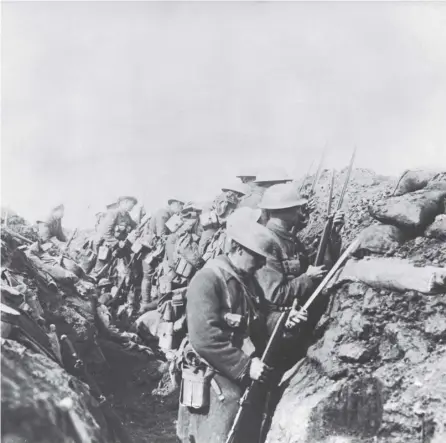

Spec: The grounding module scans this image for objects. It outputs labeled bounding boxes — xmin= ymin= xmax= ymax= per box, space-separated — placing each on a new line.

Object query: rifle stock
xmin=225 ymin=311 xmax=289 ymax=443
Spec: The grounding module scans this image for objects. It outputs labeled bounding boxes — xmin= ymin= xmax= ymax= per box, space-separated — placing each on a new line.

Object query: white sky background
xmin=2 ymin=1 xmax=446 ymax=228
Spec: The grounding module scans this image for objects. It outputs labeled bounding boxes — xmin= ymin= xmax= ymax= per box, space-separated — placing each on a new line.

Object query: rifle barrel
xmin=336 ymin=147 xmax=356 ymax=212
xmin=327 ymin=169 xmax=336 ymax=216
xmin=310 ymin=144 xmax=328 ymax=194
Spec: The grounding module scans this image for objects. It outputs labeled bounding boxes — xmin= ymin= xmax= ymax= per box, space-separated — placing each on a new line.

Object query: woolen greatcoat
xmin=256 ymin=218 xmax=342 ymax=307
xmin=177 ymin=255 xmax=281 ymax=443
xmin=147 ymin=207 xmax=174 ymax=239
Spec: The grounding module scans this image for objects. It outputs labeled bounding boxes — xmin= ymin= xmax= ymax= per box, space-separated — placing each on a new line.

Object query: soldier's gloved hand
xmin=333 ymin=210 xmax=345 ymax=228
xmin=249 ymin=357 xmax=272 ymax=383
xmin=306 ymin=265 xmax=327 ymax=280
xmin=285 ymin=308 xmax=308 ymax=330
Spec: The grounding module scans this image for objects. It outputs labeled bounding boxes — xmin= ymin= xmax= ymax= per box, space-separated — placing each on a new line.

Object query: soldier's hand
xmin=307 ymin=197 xmax=317 ymax=213
xmin=285 ymin=308 xmax=308 ymax=330
xmin=333 ymin=210 xmax=345 ymax=228
xmin=306 ymin=265 xmax=327 ymax=280
xmin=249 ymin=357 xmax=272 ymax=383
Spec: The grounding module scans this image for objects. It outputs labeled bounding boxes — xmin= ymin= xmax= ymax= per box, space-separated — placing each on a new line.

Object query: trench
xmin=92 ymin=340 xmax=178 ymax=443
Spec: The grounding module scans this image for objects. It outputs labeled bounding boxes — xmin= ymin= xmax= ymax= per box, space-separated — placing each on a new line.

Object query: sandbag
xmin=337 ymin=257 xmax=446 ymax=294
xmin=356 ymin=224 xmax=405 ymax=255
xmin=369 ymin=190 xmax=446 ymax=231
xmin=425 ymin=214 xmax=446 ymax=240
xmin=393 ymin=169 xmax=442 ymax=196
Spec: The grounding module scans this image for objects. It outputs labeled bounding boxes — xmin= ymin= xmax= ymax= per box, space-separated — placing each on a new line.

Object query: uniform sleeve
xmin=187 ymin=269 xmax=251 ymax=382
xmin=256 ymin=261 xmax=314 ymax=307
xmin=96 ymin=211 xmax=117 ymax=243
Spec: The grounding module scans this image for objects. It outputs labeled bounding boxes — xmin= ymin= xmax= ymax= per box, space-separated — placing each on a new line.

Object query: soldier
xmin=37 ymin=204 xmax=67 ymax=246
xmin=147 ymin=198 xmax=184 ymax=240
xmin=200 ymin=207 xmax=261 ymax=264
xmin=163 ymin=201 xmax=204 ymax=281
xmin=199 ymin=182 xmax=247 ymax=257
xmin=256 ymin=183 xmax=344 ymax=307
xmin=238 ymin=167 xmax=292 ymax=217
xmin=177 ymin=212 xmax=307 ymax=443
xmin=138 ymin=197 xmax=185 ymax=313
xmin=91 ymin=196 xmax=138 ymax=279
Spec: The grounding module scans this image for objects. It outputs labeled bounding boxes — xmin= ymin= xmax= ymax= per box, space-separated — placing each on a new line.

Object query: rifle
xmin=308 ymin=145 xmax=327 ymax=196
xmin=106 ymin=241 xmax=151 ymax=309
xmin=3 ymin=226 xmax=34 ymax=245
xmin=59 ymin=228 xmax=78 ymax=265
xmin=60 ymin=335 xmax=133 ymax=443
xmin=225 ymin=239 xmax=360 ymax=443
xmin=313 ymin=147 xmax=356 ymax=266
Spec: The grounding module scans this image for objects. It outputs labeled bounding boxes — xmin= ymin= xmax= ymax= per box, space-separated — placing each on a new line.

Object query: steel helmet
xmin=221 ymin=182 xmax=248 ymax=196
xmin=258 ymin=183 xmax=308 ymax=210
xmin=226 ymin=215 xmax=279 ymax=260
xmin=118 ymin=196 xmax=138 ymax=205
xmin=236 ymin=169 xmax=257 ymax=179
xmin=227 ymin=207 xmax=262 ymax=224
xmin=254 ymin=167 xmax=291 ymax=184
xmin=168 ymin=198 xmax=185 ymax=205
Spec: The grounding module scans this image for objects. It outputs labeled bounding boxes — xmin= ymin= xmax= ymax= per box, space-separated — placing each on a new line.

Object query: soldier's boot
xmin=126 ymin=289 xmax=137 ymax=317
xmin=138 ymin=274 xmax=157 ymax=314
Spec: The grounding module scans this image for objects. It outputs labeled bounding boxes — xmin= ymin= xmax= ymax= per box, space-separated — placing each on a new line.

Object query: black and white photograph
xmin=1 ymin=1 xmax=446 ymax=442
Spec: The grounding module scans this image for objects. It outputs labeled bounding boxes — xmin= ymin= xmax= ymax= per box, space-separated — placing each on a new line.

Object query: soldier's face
xmin=241 ymin=248 xmax=266 ymax=274
xmin=171 ymin=201 xmax=183 ymax=213
xmin=294 ymin=205 xmax=310 ymax=228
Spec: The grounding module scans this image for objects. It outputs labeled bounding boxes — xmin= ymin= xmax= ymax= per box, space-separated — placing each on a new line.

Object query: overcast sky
xmin=2 ymin=1 xmax=446 ymax=228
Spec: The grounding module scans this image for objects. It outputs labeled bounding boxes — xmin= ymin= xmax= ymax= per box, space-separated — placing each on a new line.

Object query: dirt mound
xmin=267 ymin=170 xmax=446 ymax=443
xmin=297 ymin=168 xmax=395 ymax=245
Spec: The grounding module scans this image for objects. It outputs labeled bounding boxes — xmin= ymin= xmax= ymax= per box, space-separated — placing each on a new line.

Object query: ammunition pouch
xmin=165 ymin=214 xmax=184 ymax=234
xmin=180 ymin=366 xmax=213 ymax=410
xmin=174 ymin=257 xmax=195 ymax=279
xmin=98 ymin=245 xmax=111 ymax=261
xmin=282 ymin=258 xmax=301 ymax=277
